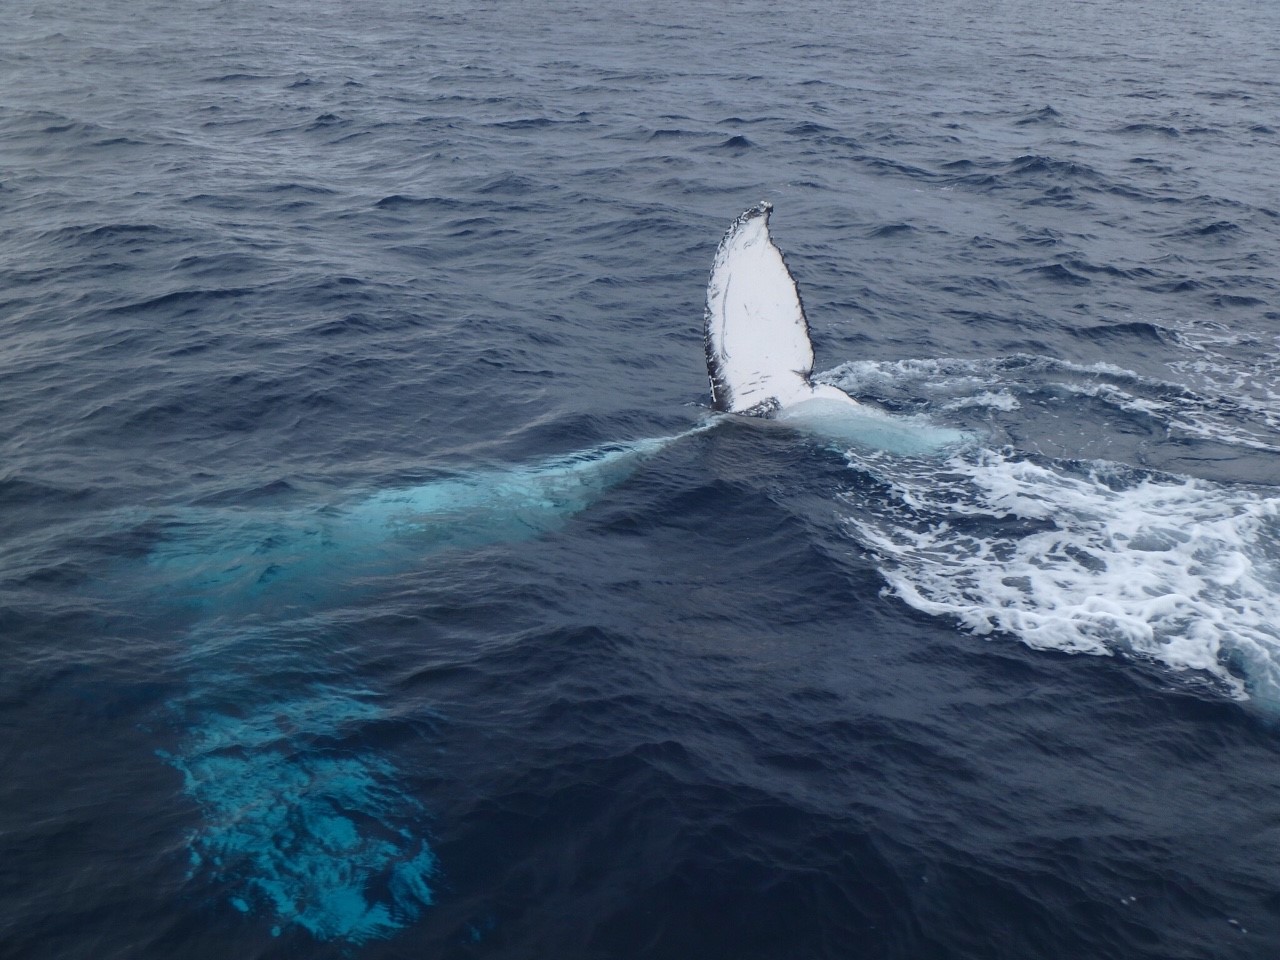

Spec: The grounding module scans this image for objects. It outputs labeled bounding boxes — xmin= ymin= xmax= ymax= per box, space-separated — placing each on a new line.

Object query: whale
xmin=131 ymin=433 xmax=709 ymax=943
xmin=140 ymin=204 xmax=961 ymax=619
xmin=139 ymin=202 xmax=963 ymax=617
xmin=123 ymin=202 xmax=968 ymax=944
xmin=137 ymin=203 xmax=962 ymax=616
xmin=705 ymin=201 xmax=969 ymax=455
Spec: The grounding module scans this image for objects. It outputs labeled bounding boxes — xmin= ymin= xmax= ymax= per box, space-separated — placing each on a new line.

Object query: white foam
xmin=825 ymin=353 xmax=1280 ymax=455
xmin=822 ymin=340 xmax=1280 ymax=704
xmin=941 ymin=390 xmax=1021 ymax=413
xmin=842 ymin=447 xmax=1280 ymax=704
xmin=1163 ymin=318 xmax=1280 ymax=451
xmin=825 ymin=355 xmax=1136 ymax=399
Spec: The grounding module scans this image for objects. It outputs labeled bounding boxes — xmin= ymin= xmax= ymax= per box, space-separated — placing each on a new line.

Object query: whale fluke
xmin=704 ymin=201 xmax=859 ymax=416
xmin=703 ymin=203 xmax=972 ymax=455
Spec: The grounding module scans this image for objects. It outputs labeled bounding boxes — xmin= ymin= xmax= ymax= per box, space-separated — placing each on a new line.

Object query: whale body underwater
xmin=147 ymin=203 xmax=968 ymax=616
xmin=135 ymin=203 xmax=972 ymax=944
xmin=115 ymin=206 xmax=1280 ymax=943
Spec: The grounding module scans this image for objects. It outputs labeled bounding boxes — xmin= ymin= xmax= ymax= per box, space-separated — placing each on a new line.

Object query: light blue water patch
xmin=161 ymin=681 xmax=436 ymax=943
xmin=345 ymin=434 xmax=674 ymax=536
xmin=142 ymin=435 xmax=698 ymax=943
xmin=141 ymin=433 xmax=684 ymax=616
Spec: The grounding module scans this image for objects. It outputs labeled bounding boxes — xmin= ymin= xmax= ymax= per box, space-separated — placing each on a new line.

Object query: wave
xmin=844 ymin=447 xmax=1280 ymax=704
xmin=825 ymin=353 xmax=1280 ymax=458
xmin=828 ymin=355 xmax=1280 ymax=708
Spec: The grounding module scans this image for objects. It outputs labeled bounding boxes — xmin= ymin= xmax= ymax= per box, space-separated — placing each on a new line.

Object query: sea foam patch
xmin=842 ymin=447 xmax=1280 ymax=705
xmin=826 ymin=353 xmax=1280 ymax=455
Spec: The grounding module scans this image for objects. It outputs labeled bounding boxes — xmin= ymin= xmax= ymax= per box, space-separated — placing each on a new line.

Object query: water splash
xmin=776 ymin=394 xmax=974 ymax=456
xmin=843 ymin=446 xmax=1280 ymax=706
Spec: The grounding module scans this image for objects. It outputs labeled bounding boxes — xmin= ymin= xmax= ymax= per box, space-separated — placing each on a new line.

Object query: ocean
xmin=3 ymin=1 xmax=1279 ymax=957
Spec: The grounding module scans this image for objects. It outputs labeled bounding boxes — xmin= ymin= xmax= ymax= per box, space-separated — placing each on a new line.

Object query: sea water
xmin=3 ymin=1 xmax=1280 ymax=957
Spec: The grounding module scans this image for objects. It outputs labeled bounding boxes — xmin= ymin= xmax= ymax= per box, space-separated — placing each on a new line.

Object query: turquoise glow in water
xmin=149 ymin=435 xmax=683 ymax=942
xmin=161 ymin=684 xmax=436 ymax=943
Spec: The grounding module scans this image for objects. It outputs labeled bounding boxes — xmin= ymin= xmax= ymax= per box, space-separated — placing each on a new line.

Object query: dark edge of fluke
xmin=702 ymin=201 xmax=816 ymax=416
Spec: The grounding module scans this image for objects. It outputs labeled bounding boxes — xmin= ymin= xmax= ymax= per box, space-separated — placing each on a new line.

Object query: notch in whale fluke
xmin=704 ymin=201 xmax=840 ymax=416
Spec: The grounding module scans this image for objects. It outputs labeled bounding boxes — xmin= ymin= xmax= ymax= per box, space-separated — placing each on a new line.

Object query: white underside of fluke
xmin=703 ymin=201 xmax=861 ymax=416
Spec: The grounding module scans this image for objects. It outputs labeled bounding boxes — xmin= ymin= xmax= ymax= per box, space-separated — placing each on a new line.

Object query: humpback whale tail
xmin=110 ymin=204 xmax=974 ymax=944
xmin=705 ymin=202 xmax=971 ymax=456
xmin=704 ymin=201 xmax=859 ymax=417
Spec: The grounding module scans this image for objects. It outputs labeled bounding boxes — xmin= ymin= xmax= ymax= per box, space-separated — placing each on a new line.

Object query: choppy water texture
xmin=3 ymin=1 xmax=1280 ymax=958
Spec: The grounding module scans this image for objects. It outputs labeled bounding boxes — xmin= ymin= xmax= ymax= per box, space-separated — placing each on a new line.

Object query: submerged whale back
xmin=703 ymin=201 xmax=818 ymax=414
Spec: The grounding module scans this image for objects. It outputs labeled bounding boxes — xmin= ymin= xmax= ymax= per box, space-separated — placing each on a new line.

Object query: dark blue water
xmin=4 ymin=1 xmax=1280 ymax=957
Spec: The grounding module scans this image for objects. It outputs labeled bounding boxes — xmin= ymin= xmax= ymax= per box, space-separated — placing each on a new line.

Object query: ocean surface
xmin=3 ymin=1 xmax=1280 ymax=957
